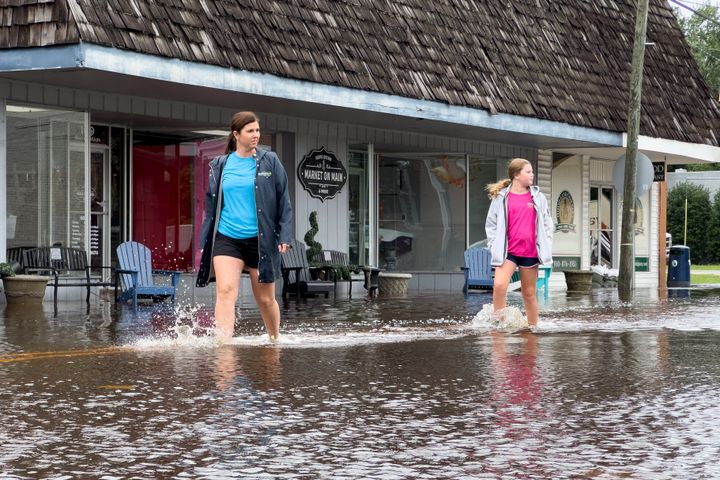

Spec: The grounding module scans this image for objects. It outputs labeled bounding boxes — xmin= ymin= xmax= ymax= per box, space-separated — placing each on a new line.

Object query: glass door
xmin=590 ymin=186 xmax=614 ymax=268
xmin=90 ymin=148 xmax=111 ymax=275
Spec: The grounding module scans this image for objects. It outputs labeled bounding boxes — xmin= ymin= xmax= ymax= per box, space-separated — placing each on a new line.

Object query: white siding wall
xmin=293 ymin=119 xmax=349 ymax=251
xmin=635 ymin=181 xmax=659 ymax=288
xmin=581 ymin=155 xmax=591 ymax=269
xmin=589 ymin=158 xmax=615 ymax=183
xmin=536 ymin=150 xmax=552 ymax=198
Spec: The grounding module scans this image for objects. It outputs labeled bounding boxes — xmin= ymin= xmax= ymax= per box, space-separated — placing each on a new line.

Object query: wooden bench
xmin=311 ymin=250 xmax=364 ymax=298
xmin=22 ymin=247 xmax=116 ymax=314
xmin=280 ymin=239 xmax=334 ymax=299
xmin=6 ymin=246 xmax=34 ymax=271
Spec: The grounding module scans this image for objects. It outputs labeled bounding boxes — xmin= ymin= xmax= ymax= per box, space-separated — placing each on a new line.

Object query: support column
xmin=0 ymin=98 xmax=6 ymax=262
xmin=658 ymin=167 xmax=667 ymax=289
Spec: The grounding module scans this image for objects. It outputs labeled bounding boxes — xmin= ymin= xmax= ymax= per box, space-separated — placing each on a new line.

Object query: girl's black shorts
xmin=506 ymin=253 xmax=540 ymax=268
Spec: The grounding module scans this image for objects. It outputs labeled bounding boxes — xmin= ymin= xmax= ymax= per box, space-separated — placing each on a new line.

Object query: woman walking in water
xmin=196 ymin=111 xmax=293 ymax=342
xmin=485 ymin=158 xmax=553 ymax=326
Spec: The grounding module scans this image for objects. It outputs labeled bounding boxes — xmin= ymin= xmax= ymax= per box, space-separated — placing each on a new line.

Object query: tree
xmin=667 ymin=181 xmax=712 ymax=263
xmin=677 ymin=4 xmax=720 ymax=98
xmin=708 ymin=190 xmax=720 ymax=262
xmin=683 ymin=162 xmax=720 ymax=172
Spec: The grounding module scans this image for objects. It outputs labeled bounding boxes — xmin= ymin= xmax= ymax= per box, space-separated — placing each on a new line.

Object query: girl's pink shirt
xmin=506 ymin=191 xmax=537 ymax=257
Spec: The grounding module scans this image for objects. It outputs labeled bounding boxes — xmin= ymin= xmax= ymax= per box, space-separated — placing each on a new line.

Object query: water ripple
xmin=2 ymin=291 xmax=720 ymax=477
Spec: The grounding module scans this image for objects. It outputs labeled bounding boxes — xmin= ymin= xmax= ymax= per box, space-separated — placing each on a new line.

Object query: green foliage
xmin=677 ymin=4 xmax=720 ymax=96
xmin=668 ymin=181 xmax=712 ymax=263
xmin=304 ymin=211 xmax=323 ymax=266
xmin=683 ymin=163 xmax=720 ymax=171
xmin=331 ymin=264 xmax=359 ymax=281
xmin=0 ymin=262 xmax=16 ymax=278
xmin=709 ymin=190 xmax=720 ymax=263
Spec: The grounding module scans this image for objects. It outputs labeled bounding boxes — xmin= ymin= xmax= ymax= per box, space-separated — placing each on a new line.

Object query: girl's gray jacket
xmin=485 ymin=186 xmax=554 ymax=267
xmin=196 ymin=148 xmax=293 ymax=287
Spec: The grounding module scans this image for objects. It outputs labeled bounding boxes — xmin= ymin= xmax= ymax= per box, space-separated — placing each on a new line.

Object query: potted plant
xmin=304 ymin=211 xmax=323 ymax=266
xmin=1 ymin=261 xmax=49 ymax=304
xmin=304 ymin=211 xmax=325 ymax=279
xmin=563 ymin=269 xmax=594 ymax=293
xmin=0 ymin=262 xmax=15 ymax=280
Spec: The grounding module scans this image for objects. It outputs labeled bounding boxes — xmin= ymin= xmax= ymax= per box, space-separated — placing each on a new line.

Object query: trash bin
xmin=667 ymin=245 xmax=691 ymax=287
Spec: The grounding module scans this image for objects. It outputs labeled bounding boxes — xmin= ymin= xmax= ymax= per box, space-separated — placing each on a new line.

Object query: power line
xmin=670 ymin=0 xmax=720 ymax=27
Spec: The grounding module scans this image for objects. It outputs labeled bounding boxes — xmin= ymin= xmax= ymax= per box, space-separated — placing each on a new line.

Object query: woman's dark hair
xmin=225 ymin=111 xmax=260 ymax=153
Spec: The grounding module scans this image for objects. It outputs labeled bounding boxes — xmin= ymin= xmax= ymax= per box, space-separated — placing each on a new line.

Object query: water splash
xmin=173 ymin=303 xmax=215 ymax=333
xmin=471 ymin=303 xmax=529 ymax=332
xmin=130 ymin=303 xmax=221 ymax=349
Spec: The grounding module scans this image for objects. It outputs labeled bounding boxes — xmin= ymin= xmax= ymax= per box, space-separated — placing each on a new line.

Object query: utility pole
xmin=618 ymin=0 xmax=650 ymax=302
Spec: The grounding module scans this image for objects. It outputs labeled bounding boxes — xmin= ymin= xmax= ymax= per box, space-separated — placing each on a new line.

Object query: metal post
xmin=684 ymin=196 xmax=688 ymax=245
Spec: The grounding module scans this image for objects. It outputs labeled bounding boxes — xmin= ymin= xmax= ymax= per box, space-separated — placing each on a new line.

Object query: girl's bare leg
xmin=493 ymin=260 xmax=518 ymax=319
xmin=518 ymin=266 xmax=539 ymax=326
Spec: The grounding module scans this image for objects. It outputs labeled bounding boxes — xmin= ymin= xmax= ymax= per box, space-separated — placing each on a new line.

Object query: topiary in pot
xmin=304 ymin=211 xmax=323 ymax=267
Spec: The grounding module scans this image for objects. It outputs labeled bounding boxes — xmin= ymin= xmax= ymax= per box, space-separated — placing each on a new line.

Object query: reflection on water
xmin=1 ymin=289 xmax=720 ymax=477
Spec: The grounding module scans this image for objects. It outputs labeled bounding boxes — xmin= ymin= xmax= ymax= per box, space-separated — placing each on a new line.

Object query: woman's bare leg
xmin=213 ymin=256 xmax=245 ymax=339
xmin=248 ymin=269 xmax=280 ymax=340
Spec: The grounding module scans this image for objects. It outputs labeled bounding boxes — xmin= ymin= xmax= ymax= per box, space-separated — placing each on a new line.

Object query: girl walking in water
xmin=485 ymin=158 xmax=553 ymax=326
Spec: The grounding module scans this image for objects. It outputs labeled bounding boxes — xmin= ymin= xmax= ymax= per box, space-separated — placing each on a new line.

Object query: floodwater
xmin=1 ymin=288 xmax=720 ymax=479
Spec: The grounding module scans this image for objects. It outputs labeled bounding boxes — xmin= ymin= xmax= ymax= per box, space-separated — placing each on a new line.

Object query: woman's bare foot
xmin=214 ymin=328 xmax=233 ymax=345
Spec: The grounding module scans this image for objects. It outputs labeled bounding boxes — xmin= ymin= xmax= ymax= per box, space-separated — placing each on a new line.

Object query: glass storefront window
xmin=468 ymin=155 xmax=502 ymax=247
xmin=133 ymin=132 xmax=224 ymax=271
xmin=348 ymin=144 xmax=370 ymax=267
xmin=6 ymin=105 xmax=87 ymax=250
xmin=377 ymin=153 xmax=466 ymax=271
xmin=132 ymin=130 xmax=274 ymax=272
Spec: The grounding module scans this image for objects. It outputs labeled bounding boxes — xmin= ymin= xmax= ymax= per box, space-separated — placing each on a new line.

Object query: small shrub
xmin=0 ymin=262 xmax=16 ymax=278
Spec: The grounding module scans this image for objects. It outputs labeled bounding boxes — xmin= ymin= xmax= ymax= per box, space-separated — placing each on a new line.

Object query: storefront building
xmin=1 ymin=1 xmax=719 ymax=300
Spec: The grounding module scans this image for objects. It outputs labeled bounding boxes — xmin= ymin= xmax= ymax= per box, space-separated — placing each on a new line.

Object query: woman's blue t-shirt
xmin=218 ymin=152 xmax=258 ymax=239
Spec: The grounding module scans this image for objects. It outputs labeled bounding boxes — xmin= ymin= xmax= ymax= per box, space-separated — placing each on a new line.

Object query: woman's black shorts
xmin=213 ymin=232 xmax=259 ymax=269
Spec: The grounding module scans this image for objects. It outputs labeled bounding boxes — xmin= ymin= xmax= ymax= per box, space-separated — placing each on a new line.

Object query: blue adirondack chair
xmin=462 ymin=246 xmax=494 ymax=294
xmin=115 ymin=241 xmax=182 ymax=309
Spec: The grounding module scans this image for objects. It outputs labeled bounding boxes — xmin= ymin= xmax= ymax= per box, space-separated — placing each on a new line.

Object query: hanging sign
xmin=297 ymin=146 xmax=347 ymax=202
xmin=652 ymin=162 xmax=666 ymax=182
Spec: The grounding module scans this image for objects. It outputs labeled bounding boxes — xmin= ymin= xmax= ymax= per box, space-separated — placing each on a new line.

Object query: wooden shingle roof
xmin=2 ymin=0 xmax=719 ymax=146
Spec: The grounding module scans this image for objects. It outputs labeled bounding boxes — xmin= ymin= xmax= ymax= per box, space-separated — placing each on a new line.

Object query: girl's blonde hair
xmin=486 ymin=158 xmax=531 ymax=198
